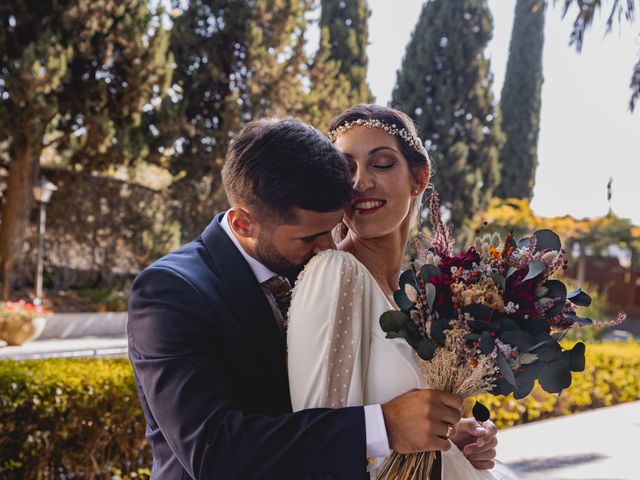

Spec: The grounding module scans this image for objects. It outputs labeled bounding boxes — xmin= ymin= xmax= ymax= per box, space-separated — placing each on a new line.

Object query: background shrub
xmin=1 ymin=342 xmax=639 ymax=478
xmin=0 ymin=358 xmax=150 ymax=480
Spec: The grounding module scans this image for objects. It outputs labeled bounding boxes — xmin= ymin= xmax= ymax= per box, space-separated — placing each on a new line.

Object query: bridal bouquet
xmin=377 ymin=193 xmax=625 ymax=479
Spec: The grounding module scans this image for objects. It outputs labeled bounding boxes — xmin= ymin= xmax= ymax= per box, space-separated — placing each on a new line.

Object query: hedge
xmin=0 ymin=358 xmax=150 ymax=480
xmin=1 ymin=342 xmax=639 ymax=478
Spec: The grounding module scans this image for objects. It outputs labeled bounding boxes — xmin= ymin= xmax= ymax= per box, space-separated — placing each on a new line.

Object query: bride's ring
xmin=445 ymin=424 xmax=454 ymax=439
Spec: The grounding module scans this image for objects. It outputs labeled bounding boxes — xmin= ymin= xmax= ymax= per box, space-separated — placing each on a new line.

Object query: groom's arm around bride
xmin=128 ymin=118 xmax=481 ymax=479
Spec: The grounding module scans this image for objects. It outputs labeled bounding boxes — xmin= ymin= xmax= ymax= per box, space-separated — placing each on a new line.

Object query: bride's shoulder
xmin=295 ymin=249 xmax=368 ymax=285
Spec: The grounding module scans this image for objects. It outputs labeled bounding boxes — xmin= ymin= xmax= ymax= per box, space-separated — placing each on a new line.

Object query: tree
xmin=495 ymin=0 xmax=546 ymax=200
xmin=391 ymin=0 xmax=504 ymax=236
xmin=320 ymin=0 xmax=373 ymax=104
xmin=556 ymin=0 xmax=640 ymax=111
xmin=0 ymin=1 xmax=171 ymax=299
xmin=157 ymin=0 xmax=319 ymax=242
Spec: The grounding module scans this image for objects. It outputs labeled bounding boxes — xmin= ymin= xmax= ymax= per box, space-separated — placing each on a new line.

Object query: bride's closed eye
xmin=371 ymin=157 xmax=396 ymax=170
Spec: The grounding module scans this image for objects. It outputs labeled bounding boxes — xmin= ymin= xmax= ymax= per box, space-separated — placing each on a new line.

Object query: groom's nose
xmin=312 ymin=233 xmax=335 ymax=254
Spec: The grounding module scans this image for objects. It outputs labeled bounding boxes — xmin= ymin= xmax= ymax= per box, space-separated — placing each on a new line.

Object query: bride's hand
xmin=381 ymin=388 xmax=463 ymax=454
xmin=450 ymin=417 xmax=498 ymax=470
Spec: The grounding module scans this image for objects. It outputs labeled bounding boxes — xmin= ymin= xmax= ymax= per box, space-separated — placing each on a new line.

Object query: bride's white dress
xmin=287 ymin=250 xmax=516 ymax=479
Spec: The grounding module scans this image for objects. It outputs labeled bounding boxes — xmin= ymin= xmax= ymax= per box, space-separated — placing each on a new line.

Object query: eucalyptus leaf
xmin=513 ymin=369 xmax=536 ymax=400
xmin=420 ymin=264 xmax=442 ymax=282
xmin=416 ymin=338 xmax=437 ymax=360
xmin=533 ymin=229 xmax=562 ymax=253
xmin=479 ymin=331 xmax=496 ymax=354
xmin=492 ymin=378 xmax=515 ymax=396
xmin=399 ymin=269 xmax=418 ymax=290
xmin=525 ymin=319 xmax=550 ymax=335
xmin=531 ymin=342 xmax=563 ymax=362
xmin=496 ymin=351 xmax=516 ymax=386
xmin=379 ymin=310 xmax=411 ymax=333
xmin=565 ymin=312 xmax=593 ymax=326
xmin=491 ymin=271 xmax=506 ymax=292
xmin=500 ymin=330 xmax=536 ymax=351
xmin=431 ymin=317 xmax=451 ymax=345
xmin=517 ymin=237 xmax=531 ymax=249
xmin=568 ymin=342 xmax=586 ymax=372
xmin=506 ymin=266 xmax=518 ymax=279
xmin=525 ymin=336 xmax=554 ymax=352
xmin=513 ymin=380 xmax=535 ymax=400
xmin=424 ymin=282 xmax=437 ymax=310
xmin=496 ymin=317 xmax=519 ymax=331
xmin=523 ymin=260 xmax=545 ymax=282
xmin=567 ymin=288 xmax=592 ymax=307
xmin=472 ymin=401 xmax=491 ymax=422
xmin=393 ymin=288 xmax=415 ymax=311
xmin=539 ymin=357 xmax=572 ymax=393
xmin=544 ymin=280 xmax=567 ymax=299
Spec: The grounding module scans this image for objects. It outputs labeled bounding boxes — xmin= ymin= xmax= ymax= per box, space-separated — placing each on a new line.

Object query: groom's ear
xmin=228 ymin=207 xmax=256 ymax=238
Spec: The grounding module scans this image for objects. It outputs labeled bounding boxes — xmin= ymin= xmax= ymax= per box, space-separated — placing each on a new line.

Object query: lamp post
xmin=32 ymin=178 xmax=57 ymax=306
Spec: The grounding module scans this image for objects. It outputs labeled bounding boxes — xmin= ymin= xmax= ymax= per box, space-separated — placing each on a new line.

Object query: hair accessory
xmin=328 ymin=118 xmax=423 ymax=153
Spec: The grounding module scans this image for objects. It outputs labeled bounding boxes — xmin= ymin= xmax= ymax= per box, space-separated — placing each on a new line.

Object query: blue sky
xmin=366 ymin=0 xmax=640 ymax=224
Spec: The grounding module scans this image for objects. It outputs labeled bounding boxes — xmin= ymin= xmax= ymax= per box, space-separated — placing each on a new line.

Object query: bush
xmin=0 ymin=358 xmax=150 ymax=480
xmin=2 ymin=343 xmax=639 ymax=478
xmin=477 ymin=341 xmax=640 ymax=429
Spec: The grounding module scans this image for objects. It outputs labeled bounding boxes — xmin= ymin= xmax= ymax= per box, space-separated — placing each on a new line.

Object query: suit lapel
xmin=201 ymin=214 xmax=288 ymax=376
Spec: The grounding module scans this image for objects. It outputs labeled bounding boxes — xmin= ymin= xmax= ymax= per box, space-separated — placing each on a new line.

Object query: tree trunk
xmin=0 ymin=136 xmax=40 ymax=300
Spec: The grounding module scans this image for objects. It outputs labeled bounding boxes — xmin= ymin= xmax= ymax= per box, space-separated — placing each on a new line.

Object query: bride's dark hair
xmin=328 ymin=104 xmax=433 ymax=241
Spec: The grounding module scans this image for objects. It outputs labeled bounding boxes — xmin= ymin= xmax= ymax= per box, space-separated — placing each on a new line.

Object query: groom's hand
xmin=450 ymin=418 xmax=498 ymax=470
xmin=381 ymin=388 xmax=463 ymax=454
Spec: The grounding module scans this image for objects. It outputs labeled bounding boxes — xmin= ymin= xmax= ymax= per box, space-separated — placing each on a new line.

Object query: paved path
xmin=0 ymin=336 xmax=127 ymax=359
xmin=497 ymin=401 xmax=639 ymax=479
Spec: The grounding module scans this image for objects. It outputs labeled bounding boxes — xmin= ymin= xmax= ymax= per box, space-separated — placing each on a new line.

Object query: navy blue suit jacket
xmin=128 ymin=213 xmax=368 ymax=479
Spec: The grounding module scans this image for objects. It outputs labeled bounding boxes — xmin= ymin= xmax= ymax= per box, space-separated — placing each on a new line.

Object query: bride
xmin=287 ymin=105 xmax=516 ymax=479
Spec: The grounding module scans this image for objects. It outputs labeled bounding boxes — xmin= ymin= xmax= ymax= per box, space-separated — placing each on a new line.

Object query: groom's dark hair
xmin=222 ymin=118 xmax=352 ymax=223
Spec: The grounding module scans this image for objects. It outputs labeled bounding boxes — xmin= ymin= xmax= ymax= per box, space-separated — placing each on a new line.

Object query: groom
xmin=128 ymin=118 xmax=498 ymax=479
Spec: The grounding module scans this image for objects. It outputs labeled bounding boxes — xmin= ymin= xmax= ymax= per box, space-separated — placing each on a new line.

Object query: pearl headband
xmin=328 ymin=118 xmax=424 ymax=153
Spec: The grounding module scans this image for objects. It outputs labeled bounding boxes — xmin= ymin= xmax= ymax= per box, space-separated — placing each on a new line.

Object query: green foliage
xmin=156 ymin=1 xmax=315 ymax=241
xmin=495 ymin=0 xmax=546 ymax=200
xmin=2 ymin=343 xmax=638 ymax=477
xmin=555 ymin=0 xmax=639 ymax=110
xmin=478 ymin=340 xmax=640 ymax=428
xmin=320 ymin=0 xmax=373 ymax=104
xmin=79 ymin=288 xmax=128 ymax=312
xmin=0 ymin=358 xmax=150 ymax=480
xmin=391 ymin=0 xmax=504 ymax=237
xmin=0 ymin=0 xmax=172 ymax=294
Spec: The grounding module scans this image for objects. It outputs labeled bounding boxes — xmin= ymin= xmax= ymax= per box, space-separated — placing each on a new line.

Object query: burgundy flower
xmin=439 ymin=248 xmax=481 ymax=271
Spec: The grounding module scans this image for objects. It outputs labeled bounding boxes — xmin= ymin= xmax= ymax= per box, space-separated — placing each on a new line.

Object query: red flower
xmin=439 ymin=248 xmax=481 ymax=271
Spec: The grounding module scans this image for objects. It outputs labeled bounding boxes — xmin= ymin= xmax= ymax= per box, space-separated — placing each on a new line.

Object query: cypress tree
xmin=320 ymin=0 xmax=373 ymax=104
xmin=0 ymin=0 xmax=170 ymax=298
xmin=495 ymin=0 xmax=545 ymax=200
xmin=160 ymin=0 xmax=313 ymax=241
xmin=391 ymin=0 xmax=504 ymax=235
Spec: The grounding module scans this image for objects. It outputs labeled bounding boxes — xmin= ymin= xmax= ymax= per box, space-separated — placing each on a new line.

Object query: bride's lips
xmin=351 ymin=198 xmax=386 ymax=215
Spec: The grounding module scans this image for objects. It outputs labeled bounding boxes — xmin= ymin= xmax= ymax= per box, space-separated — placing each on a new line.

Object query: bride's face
xmin=334 ymin=125 xmax=420 ymax=240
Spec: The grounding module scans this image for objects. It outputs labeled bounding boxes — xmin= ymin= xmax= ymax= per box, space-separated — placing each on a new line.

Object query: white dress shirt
xmin=220 ymin=213 xmax=390 ymax=465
